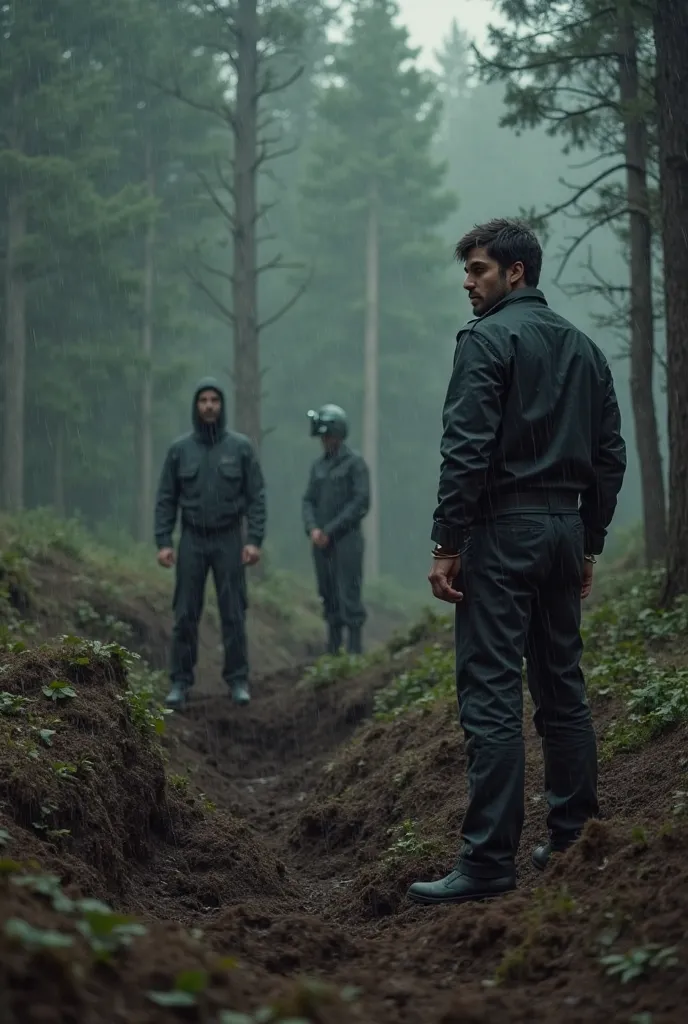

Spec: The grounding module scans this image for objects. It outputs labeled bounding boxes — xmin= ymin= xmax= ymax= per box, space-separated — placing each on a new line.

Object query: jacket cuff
xmin=156 ymin=536 xmax=173 ymax=550
xmin=246 ymin=534 xmax=263 ymax=548
xmin=431 ymin=521 xmax=465 ymax=552
xmin=584 ymin=528 xmax=605 ymax=556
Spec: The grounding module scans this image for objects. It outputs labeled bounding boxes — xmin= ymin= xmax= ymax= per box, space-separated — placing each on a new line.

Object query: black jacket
xmin=432 ymin=288 xmax=627 ymax=555
xmin=154 ymin=378 xmax=266 ymax=548
xmin=302 ymin=444 xmax=370 ymax=541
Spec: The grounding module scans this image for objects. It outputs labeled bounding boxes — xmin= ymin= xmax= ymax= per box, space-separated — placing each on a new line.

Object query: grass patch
xmin=298 ymin=609 xmax=453 ymax=693
xmin=581 ymin=569 xmax=688 ymax=757
xmin=374 ymin=642 xmax=454 ymax=720
xmin=384 ymin=818 xmax=442 ymax=864
xmin=297 ymin=648 xmax=385 ymax=690
xmin=0 ymin=508 xmax=325 ymax=640
xmin=385 ymin=607 xmax=452 ymax=654
xmin=494 ymin=885 xmax=577 ymax=984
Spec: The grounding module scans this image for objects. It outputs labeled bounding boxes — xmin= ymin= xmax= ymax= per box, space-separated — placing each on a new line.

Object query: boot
xmin=347 ymin=626 xmax=363 ymax=656
xmin=407 ymin=868 xmax=516 ymax=906
xmin=165 ymin=680 xmax=189 ymax=711
xmin=230 ymin=682 xmax=251 ymax=706
xmin=532 ymin=836 xmax=577 ymax=871
xmin=327 ymin=624 xmax=343 ymax=655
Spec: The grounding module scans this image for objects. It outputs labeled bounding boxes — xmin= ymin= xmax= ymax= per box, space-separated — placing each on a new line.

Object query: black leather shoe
xmin=407 ymin=869 xmax=516 ymax=906
xmin=230 ymin=682 xmax=251 ymax=706
xmin=532 ymin=840 xmax=572 ymax=871
xmin=165 ymin=681 xmax=189 ymax=710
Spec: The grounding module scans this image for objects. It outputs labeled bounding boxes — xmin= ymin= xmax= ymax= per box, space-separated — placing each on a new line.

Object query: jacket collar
xmin=455 ymin=288 xmax=547 ymax=341
xmin=479 ymin=287 xmax=547 ymax=319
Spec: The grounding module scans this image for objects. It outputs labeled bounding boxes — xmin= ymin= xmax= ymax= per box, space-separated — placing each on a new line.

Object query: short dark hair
xmin=454 ymin=218 xmax=543 ymax=287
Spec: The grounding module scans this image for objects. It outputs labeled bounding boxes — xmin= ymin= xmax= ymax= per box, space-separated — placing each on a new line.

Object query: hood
xmin=192 ymin=376 xmax=227 ymax=439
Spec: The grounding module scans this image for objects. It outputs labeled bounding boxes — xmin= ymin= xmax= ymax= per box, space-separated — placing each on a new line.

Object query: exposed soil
xmin=1 ymin=573 xmax=687 ymax=1022
xmin=23 ymin=547 xmax=399 ymax=687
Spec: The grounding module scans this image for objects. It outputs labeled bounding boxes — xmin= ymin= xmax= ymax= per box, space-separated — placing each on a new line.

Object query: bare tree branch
xmin=541 ymin=101 xmax=616 ymax=125
xmin=184 ymin=265 xmax=236 ymax=325
xmin=257 ymin=267 xmax=313 ymax=333
xmin=257 ymin=64 xmax=304 ymax=98
xmin=554 ymin=207 xmax=632 ymax=283
xmin=256 ymin=253 xmax=306 ymax=275
xmin=212 ymin=153 xmax=236 ymax=202
xmin=474 ymin=46 xmax=622 ymax=76
xmin=568 ymin=149 xmax=624 ymax=169
xmin=192 ymin=247 xmax=235 ymax=285
xmin=145 ymin=75 xmax=234 ymax=128
xmin=254 ymin=140 xmax=299 ymax=170
xmin=538 ymin=163 xmax=629 ymax=219
xmin=254 ymin=199 xmax=278 ymax=224
xmin=195 ymin=168 xmax=236 ymax=227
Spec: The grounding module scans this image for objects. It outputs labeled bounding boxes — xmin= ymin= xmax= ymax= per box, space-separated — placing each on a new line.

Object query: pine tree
xmin=0 ymin=0 xmax=145 ymax=512
xmin=114 ymin=0 xmax=227 ymax=540
xmin=655 ymin=0 xmax=688 ymax=602
xmin=434 ymin=18 xmax=472 ymax=163
xmin=477 ymin=0 xmax=667 ymax=566
xmin=168 ymin=0 xmax=325 ymax=451
xmin=297 ymin=0 xmax=457 ymax=579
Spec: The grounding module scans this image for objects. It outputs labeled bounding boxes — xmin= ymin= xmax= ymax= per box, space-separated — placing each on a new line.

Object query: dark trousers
xmin=313 ymin=530 xmax=366 ymax=638
xmin=455 ymin=511 xmax=598 ymax=879
xmin=170 ymin=529 xmax=248 ymax=691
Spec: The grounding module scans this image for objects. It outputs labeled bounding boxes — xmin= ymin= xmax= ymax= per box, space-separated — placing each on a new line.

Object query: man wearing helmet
xmin=302 ymin=404 xmax=371 ymax=655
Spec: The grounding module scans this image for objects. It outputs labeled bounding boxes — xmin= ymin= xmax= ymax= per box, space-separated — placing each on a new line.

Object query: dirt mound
xmin=356 ymin=818 xmax=688 ymax=1023
xmin=289 ymin=701 xmax=462 ymax=895
xmin=288 ymin=684 xmax=688 ymax=924
xmin=206 ymin=902 xmax=366 ymax=974
xmin=130 ymin=805 xmax=294 ymax=922
xmin=0 ymin=638 xmax=294 ymax=917
xmin=5 ymin=554 xmax=688 ymax=1024
xmin=0 ymin=639 xmax=167 ymax=895
xmin=0 ymin=867 xmax=360 ymax=1024
xmin=0 ymin=512 xmax=405 ymax=685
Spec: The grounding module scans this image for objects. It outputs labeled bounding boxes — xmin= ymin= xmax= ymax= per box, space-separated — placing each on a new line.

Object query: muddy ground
xmin=1 ymin=555 xmax=687 ymax=1022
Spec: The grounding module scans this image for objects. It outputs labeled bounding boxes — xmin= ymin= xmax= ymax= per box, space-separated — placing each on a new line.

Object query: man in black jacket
xmin=302 ymin=404 xmax=370 ymax=655
xmin=154 ymin=377 xmax=266 ymax=710
xmin=408 ymin=219 xmax=626 ymax=906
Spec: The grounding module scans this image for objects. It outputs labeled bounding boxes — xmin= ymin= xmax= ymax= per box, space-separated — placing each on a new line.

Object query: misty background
xmin=0 ymin=0 xmax=653 ymax=596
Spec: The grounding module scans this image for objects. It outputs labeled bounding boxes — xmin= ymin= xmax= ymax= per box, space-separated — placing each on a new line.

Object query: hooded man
xmin=302 ymin=403 xmax=370 ymax=655
xmin=154 ymin=377 xmax=266 ymax=709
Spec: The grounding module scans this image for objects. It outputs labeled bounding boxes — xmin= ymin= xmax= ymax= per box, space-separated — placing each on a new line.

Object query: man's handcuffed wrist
xmin=431 ymin=521 xmax=466 ymax=552
xmin=432 ymin=545 xmax=459 ymax=559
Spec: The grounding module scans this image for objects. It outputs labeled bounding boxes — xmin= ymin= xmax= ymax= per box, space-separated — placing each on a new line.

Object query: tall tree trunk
xmin=655 ymin=0 xmax=688 ymax=604
xmin=233 ymin=0 xmax=261 ymax=449
xmin=618 ymin=8 xmax=667 ymax=566
xmin=363 ymin=186 xmax=380 ymax=580
xmin=2 ymin=186 xmax=27 ymax=513
xmin=137 ymin=141 xmax=156 ymax=543
xmin=53 ymin=419 xmax=65 ymax=517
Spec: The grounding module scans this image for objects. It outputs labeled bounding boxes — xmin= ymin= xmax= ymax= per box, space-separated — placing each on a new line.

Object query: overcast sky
xmin=397 ymin=0 xmax=499 ymax=65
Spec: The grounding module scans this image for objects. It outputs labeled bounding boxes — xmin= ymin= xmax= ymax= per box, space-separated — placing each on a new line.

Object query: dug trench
xmin=1 ymin=549 xmax=688 ymax=1022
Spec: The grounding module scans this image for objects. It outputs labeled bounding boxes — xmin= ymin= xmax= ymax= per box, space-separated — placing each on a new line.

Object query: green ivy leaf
xmin=147 ymin=991 xmax=197 ymax=1008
